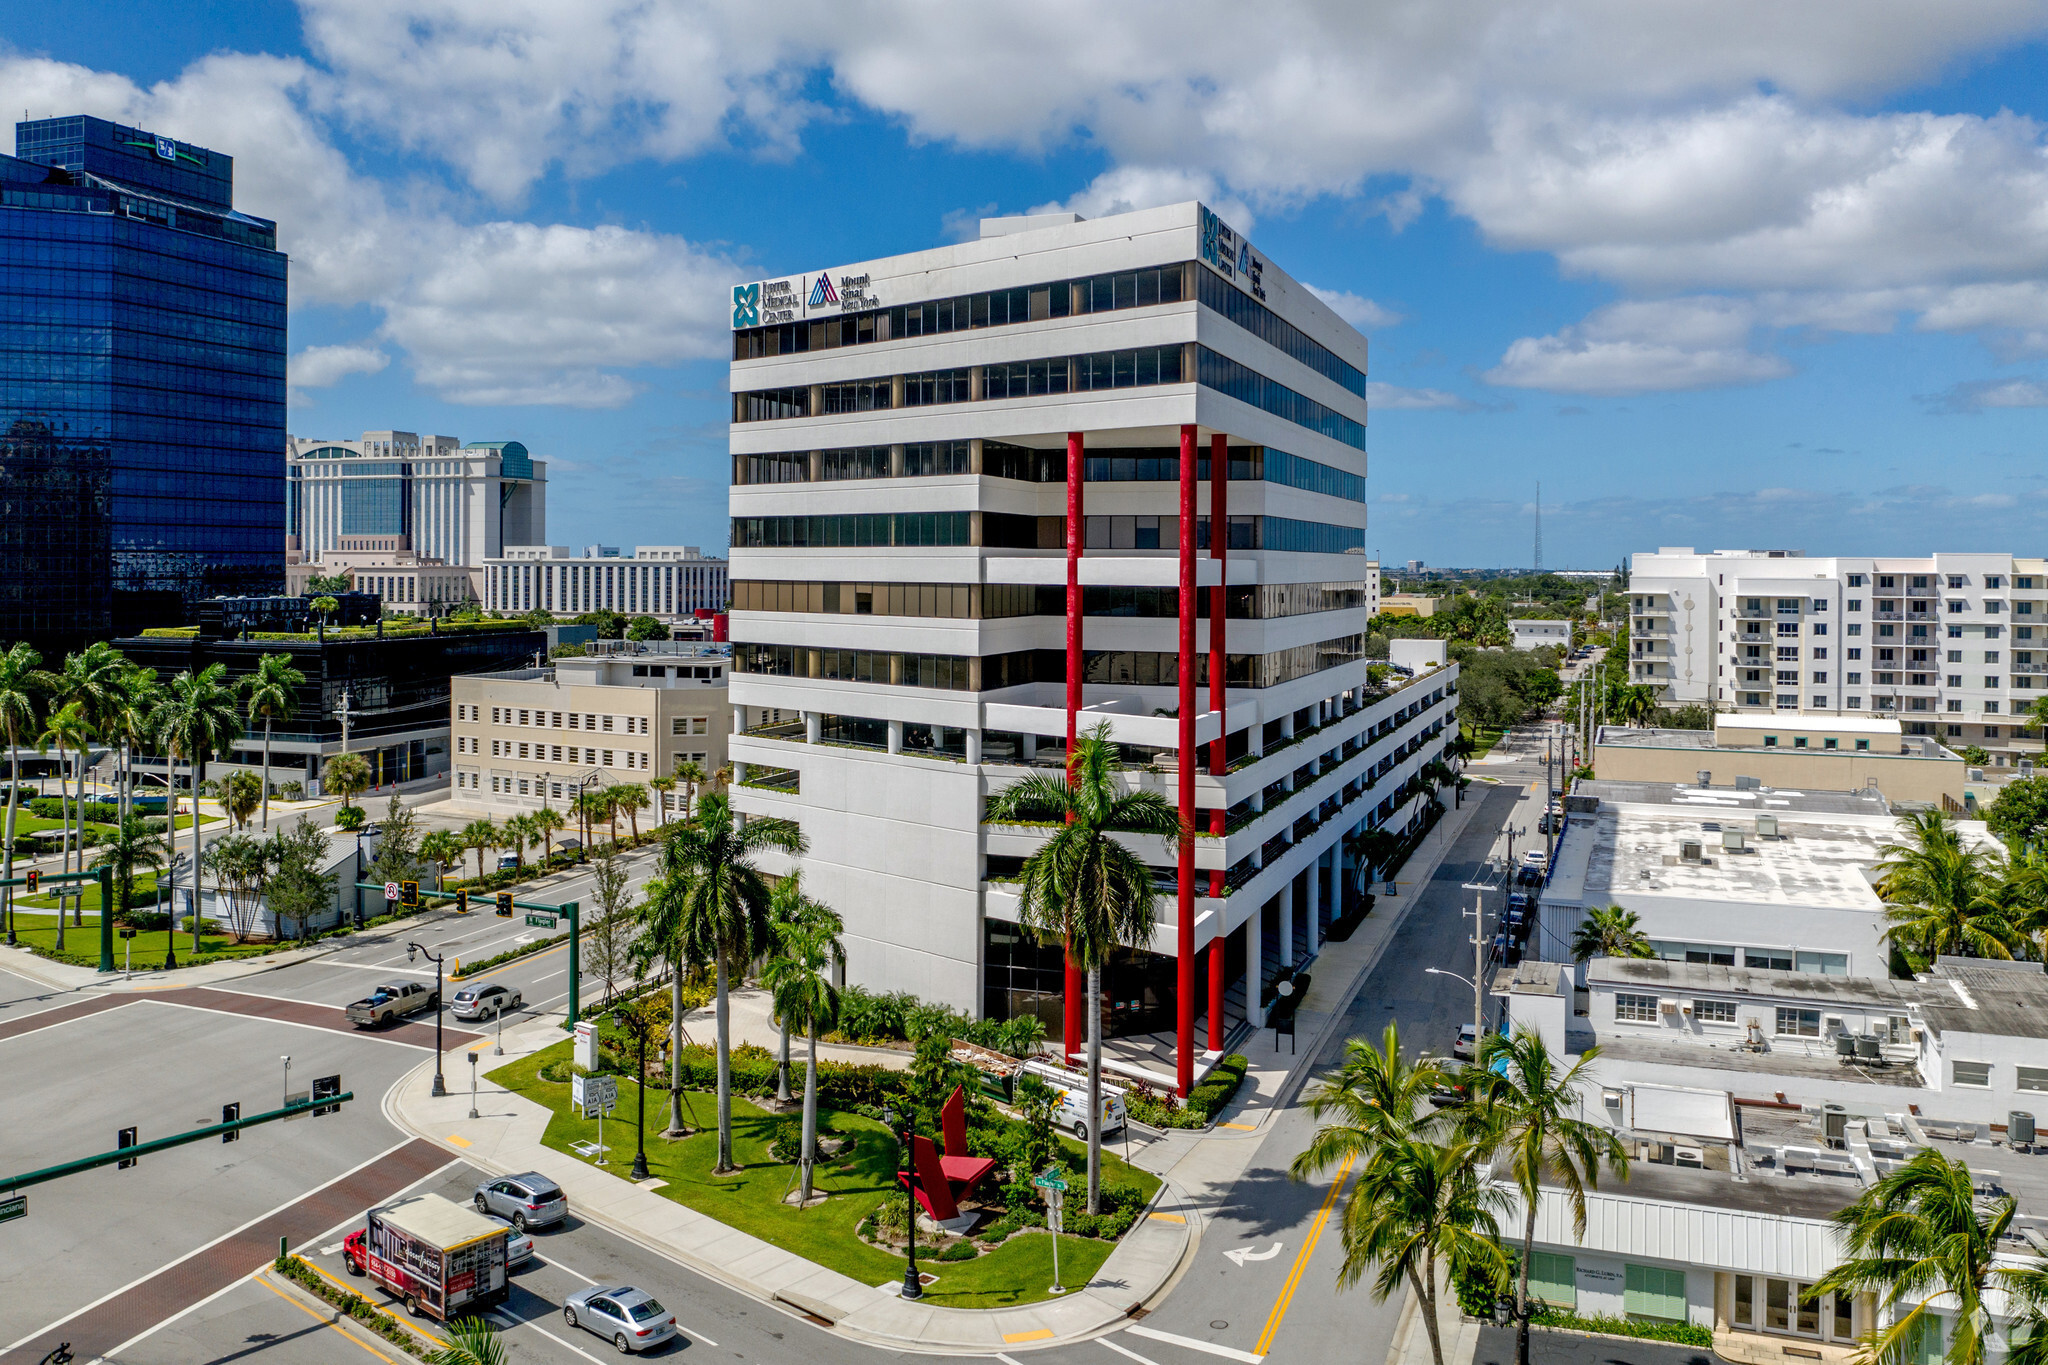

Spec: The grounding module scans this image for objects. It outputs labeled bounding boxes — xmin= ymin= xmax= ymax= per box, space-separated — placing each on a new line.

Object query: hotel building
xmin=480 ymin=545 xmax=730 ymax=624
xmin=1628 ymin=548 xmax=2048 ymax=765
xmin=286 ymin=432 xmax=546 ymax=571
xmin=724 ymin=203 xmax=1457 ymax=1093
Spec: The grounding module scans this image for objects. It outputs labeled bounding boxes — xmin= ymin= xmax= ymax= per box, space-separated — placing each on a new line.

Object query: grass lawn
xmin=491 ymin=1040 xmax=1153 ymax=1308
xmin=19 ymin=872 xmax=163 ymax=914
xmin=1464 ymin=723 xmax=1505 ymax=758
xmin=4 ymin=910 xmax=280 ymax=969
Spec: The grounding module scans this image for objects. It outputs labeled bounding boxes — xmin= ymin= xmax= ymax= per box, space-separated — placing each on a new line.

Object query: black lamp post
xmin=882 ymin=1106 xmax=923 ymax=1300
xmin=1493 ymin=1291 xmax=1532 ymax=1365
xmin=612 ymin=1003 xmax=651 ymax=1180
xmin=406 ymin=941 xmax=448 ymax=1096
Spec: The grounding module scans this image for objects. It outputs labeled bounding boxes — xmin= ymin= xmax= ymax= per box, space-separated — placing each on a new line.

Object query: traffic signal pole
xmin=1 ymin=867 xmax=116 ymax=972
xmin=0 ymin=1091 xmax=354 ymax=1193
xmin=351 ymin=884 xmax=581 ymax=1024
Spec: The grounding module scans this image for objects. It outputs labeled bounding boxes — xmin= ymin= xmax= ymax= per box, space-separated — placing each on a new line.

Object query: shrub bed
xmin=451 ymin=930 xmax=568 ymax=979
xmin=1530 ymin=1310 xmax=1713 ymax=1347
xmin=272 ymin=1253 xmax=430 ymax=1357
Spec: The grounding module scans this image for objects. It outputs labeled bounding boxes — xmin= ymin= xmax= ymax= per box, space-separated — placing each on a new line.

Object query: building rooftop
xmin=1921 ymin=959 xmax=2048 ymax=1041
xmin=1717 ymin=712 xmax=1903 ymax=737
xmin=1575 ymin=778 xmax=1894 ymax=817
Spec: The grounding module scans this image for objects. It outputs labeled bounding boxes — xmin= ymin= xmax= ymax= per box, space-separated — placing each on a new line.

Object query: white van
xmin=1019 ymin=1060 xmax=1127 ymax=1140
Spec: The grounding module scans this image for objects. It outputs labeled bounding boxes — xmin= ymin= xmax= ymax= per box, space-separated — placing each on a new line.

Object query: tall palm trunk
xmin=1408 ymin=1251 xmax=1447 ymax=1365
xmin=70 ymin=749 xmax=84 ymax=927
xmin=190 ymin=754 xmax=205 ymax=957
xmin=2 ymin=723 xmax=18 ymax=945
xmin=713 ymin=947 xmax=735 ymax=1172
xmin=799 ymin=1016 xmax=820 ymax=1204
xmin=666 ymin=967 xmax=686 ymax=1134
xmin=260 ymin=716 xmax=273 ymax=831
xmin=1086 ymin=964 xmax=1102 ymax=1214
xmin=51 ymin=749 xmax=67 ymax=951
xmin=1516 ymin=1201 xmax=1538 ymax=1365
xmin=776 ymin=1002 xmax=792 ymax=1104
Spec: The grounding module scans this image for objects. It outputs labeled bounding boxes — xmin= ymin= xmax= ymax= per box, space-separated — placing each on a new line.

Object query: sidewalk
xmin=387 ymin=1013 xmax=1194 ymax=1351
xmin=1384 ymin=1266 xmax=1480 ymax=1365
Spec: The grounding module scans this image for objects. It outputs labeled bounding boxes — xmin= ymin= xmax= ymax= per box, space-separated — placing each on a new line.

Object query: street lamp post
xmin=882 ymin=1106 xmax=923 ymax=1300
xmin=406 ymin=941 xmax=448 ymax=1096
xmin=611 ymin=1003 xmax=651 ymax=1180
xmin=468 ymin=1050 xmax=480 ymax=1120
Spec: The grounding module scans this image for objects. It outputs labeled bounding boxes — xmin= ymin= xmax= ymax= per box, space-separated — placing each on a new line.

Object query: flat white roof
xmin=372 ymin=1192 xmax=506 ymax=1252
xmin=1715 ymin=713 xmax=1902 ymax=736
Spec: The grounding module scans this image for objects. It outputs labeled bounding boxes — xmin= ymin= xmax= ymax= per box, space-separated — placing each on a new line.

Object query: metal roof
xmin=371 ymin=1192 xmax=506 ymax=1252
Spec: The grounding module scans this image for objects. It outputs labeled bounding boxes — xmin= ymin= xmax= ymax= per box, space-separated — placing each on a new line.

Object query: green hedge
xmin=272 ymin=1254 xmax=429 ymax=1355
xmin=1184 ymin=1054 xmax=1249 ymax=1121
xmin=1530 ymin=1310 xmax=1713 ymax=1347
xmin=453 ymin=930 xmax=568 ymax=979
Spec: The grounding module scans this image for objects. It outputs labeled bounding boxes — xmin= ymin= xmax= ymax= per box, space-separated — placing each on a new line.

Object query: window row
xmin=730 ymin=579 xmax=1371 ymax=620
xmin=730 ymin=510 xmax=1360 ymax=555
xmin=478 ymin=739 xmax=653 ymax=769
xmin=1645 ymin=940 xmax=1849 ymax=974
xmin=456 ymin=702 xmax=649 ymax=735
xmin=732 ymin=633 xmax=1365 ymax=691
xmin=1194 ymin=266 xmax=1368 ymax=398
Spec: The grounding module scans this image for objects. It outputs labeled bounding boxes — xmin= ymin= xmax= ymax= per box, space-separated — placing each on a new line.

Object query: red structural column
xmin=1064 ymin=430 xmax=1086 ymax=1062
xmin=1207 ymin=432 xmax=1228 ymax=1052
xmin=1175 ymin=424 xmax=1198 ymax=1097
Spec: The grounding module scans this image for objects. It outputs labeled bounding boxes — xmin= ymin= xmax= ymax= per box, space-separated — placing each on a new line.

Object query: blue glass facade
xmin=0 ymin=115 xmax=285 ymax=650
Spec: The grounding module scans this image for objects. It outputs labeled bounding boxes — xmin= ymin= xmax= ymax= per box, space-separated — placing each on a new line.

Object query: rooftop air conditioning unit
xmin=1680 ymin=840 xmax=1704 ymax=862
xmin=1697 ymin=770 xmax=1712 ymax=788
xmin=1661 ymin=998 xmax=1682 ymax=1013
xmin=1823 ymin=1015 xmax=1843 ymax=1033
xmin=1723 ymin=829 xmax=1746 ymax=852
xmin=1756 ymin=815 xmax=1779 ymax=838
xmin=1735 ymin=775 xmax=1761 ymax=791
xmin=1673 ymin=1145 xmax=1705 ymax=1168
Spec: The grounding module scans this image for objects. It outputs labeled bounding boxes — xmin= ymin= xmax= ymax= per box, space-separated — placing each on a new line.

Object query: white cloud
xmin=1028 ymin=166 xmax=1253 ymax=236
xmin=1367 ymin=381 xmax=1474 ymax=411
xmin=1308 ymin=286 xmax=1402 ymax=329
xmin=1486 ymin=297 xmax=1791 ymax=394
xmin=288 ymin=344 xmax=390 ymax=389
xmin=1925 ymin=377 xmax=2048 ymax=413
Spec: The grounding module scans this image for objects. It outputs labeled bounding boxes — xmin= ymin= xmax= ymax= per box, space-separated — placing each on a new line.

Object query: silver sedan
xmin=563 ymin=1285 xmax=678 ymax=1353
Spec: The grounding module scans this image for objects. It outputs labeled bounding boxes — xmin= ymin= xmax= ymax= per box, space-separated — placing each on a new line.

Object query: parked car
xmin=477 ymin=1213 xmax=534 ymax=1267
xmin=563 ymin=1286 xmax=678 ymax=1353
xmin=1536 ymin=811 xmax=1557 ymax=834
xmin=497 ymin=853 xmax=520 ymax=871
xmin=344 ymin=981 xmax=437 ymax=1028
xmin=1453 ymin=1023 xmax=1478 ymax=1061
xmin=473 ymin=1172 xmax=567 ymax=1232
xmin=1428 ymin=1077 xmax=1472 ymax=1108
xmin=451 ymin=982 xmax=523 ymax=1021
xmin=1519 ymin=848 xmax=1548 ymax=870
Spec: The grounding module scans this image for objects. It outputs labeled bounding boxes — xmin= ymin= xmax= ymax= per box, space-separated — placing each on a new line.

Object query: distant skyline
xmin=8 ymin=2 xmax=2048 ymax=566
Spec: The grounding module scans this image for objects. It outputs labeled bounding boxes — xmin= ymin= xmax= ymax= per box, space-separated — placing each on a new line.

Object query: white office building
xmin=286 ymin=431 xmax=547 ymax=570
xmin=481 ymin=546 xmax=730 ymax=622
xmin=1627 ymin=548 xmax=2048 ymax=763
xmin=725 ymin=201 xmax=1458 ymax=1095
xmin=1510 ymin=618 xmax=1573 ymax=651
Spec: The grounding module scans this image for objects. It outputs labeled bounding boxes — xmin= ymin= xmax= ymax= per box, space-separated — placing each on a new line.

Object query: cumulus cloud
xmin=1029 ymin=166 xmax=1253 ymax=235
xmin=288 ymin=344 xmax=390 ymax=389
xmin=1368 ymin=381 xmax=1476 ymax=411
xmin=1308 ymin=286 xmax=1402 ymax=329
xmin=1924 ymin=377 xmax=2048 ymax=413
xmin=1486 ymin=297 xmax=1791 ymax=394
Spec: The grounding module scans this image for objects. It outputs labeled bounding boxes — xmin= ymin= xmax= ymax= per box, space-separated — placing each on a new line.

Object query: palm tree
xmin=572 ymin=786 xmax=607 ymax=853
xmin=982 ymin=720 xmax=1184 ymax=1214
xmin=499 ymin=811 xmax=535 ymax=869
xmin=613 ymin=783 xmax=650 ymax=841
xmin=761 ymin=879 xmax=845 ymax=1206
xmin=1876 ymin=811 xmax=2022 ymax=968
xmin=1999 ymin=846 xmax=2048 ymax=964
xmin=530 ymin=806 xmax=567 ymax=863
xmin=107 ymin=666 xmax=160 ymax=824
xmin=1570 ymin=905 xmax=1655 ymax=963
xmin=420 ymin=829 xmax=463 ymax=890
xmin=39 ymin=701 xmax=93 ymax=935
xmin=153 ymin=663 xmax=245 ymax=963
xmin=1463 ymin=1028 xmax=1631 ymax=1365
xmin=1333 ymin=1137 xmax=1512 ymax=1365
xmin=650 ymin=776 xmax=676 ymax=827
xmin=1292 ymin=1021 xmax=1452 ymax=1180
xmin=221 ymin=770 xmax=263 ymax=830
xmin=459 ymin=818 xmax=499 ymax=879
xmin=0 ymin=643 xmax=52 ymax=945
xmin=54 ymin=642 xmax=127 ymax=898
xmin=424 ymin=1315 xmax=508 ymax=1365
xmin=763 ymin=874 xmax=843 ymax=1104
xmin=242 ymin=652 xmax=304 ymax=831
xmin=1812 ymin=1149 xmax=2014 ymax=1365
xmin=322 ymin=751 xmax=371 ymax=811
xmin=2004 ymin=1255 xmax=2048 ymax=1365
xmin=310 ymin=595 xmax=339 ymax=640
xmin=642 ymin=792 xmax=805 ymax=1172
xmin=91 ymin=813 xmax=168 ymax=929
xmin=673 ymin=760 xmax=706 ymax=823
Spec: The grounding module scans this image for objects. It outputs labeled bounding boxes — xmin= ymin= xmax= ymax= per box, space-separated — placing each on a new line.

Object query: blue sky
xmin=9 ymin=1 xmax=2048 ymax=569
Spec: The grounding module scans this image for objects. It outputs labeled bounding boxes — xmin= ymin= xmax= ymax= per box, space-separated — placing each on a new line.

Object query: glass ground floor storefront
xmin=982 ymin=921 xmax=1179 ymax=1043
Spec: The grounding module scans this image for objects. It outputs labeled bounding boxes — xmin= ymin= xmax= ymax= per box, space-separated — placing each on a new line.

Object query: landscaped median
xmin=270 ymin=1251 xmax=444 ymax=1360
xmin=488 ymin=1038 xmax=1160 ymax=1310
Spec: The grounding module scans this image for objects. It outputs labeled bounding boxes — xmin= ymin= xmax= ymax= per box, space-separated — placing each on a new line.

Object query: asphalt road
xmin=1474 ymin=1324 xmax=1714 ymax=1365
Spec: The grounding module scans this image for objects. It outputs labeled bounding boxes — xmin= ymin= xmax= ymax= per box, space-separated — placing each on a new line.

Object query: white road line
xmin=516 ymin=1315 xmax=610 ymax=1365
xmin=0 ymin=1136 xmax=424 ymax=1355
xmin=142 ymin=998 xmax=440 ymax=1050
xmin=536 ymin=1256 xmax=596 ymax=1285
xmin=1126 ymin=1325 xmax=1266 ymax=1363
xmin=1102 ymin=1338 xmax=1165 ymax=1365
xmin=95 ymin=1267 xmax=262 ymax=1359
xmin=995 ymin=1354 xmax=1026 ymax=1365
xmin=532 ymin=970 xmax=565 ymax=982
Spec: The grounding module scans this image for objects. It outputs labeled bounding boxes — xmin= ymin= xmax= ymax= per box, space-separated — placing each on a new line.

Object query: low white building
xmin=482 ymin=545 xmax=730 ymax=624
xmin=1510 ymin=618 xmax=1573 ymax=651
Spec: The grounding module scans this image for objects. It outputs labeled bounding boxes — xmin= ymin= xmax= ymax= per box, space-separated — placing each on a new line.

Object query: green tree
xmin=650 ymin=775 xmax=676 ymax=827
xmin=220 ymin=770 xmax=263 ymax=830
xmin=420 ymin=829 xmax=464 ymax=890
xmin=1462 ymin=1029 xmax=1631 ymax=1365
xmin=641 ymin=792 xmax=805 ymax=1172
xmin=586 ymin=848 xmax=637 ymax=1008
xmin=761 ymin=875 xmax=845 ymax=1204
xmin=1569 ymin=905 xmax=1655 ymax=963
xmin=673 ymin=760 xmax=706 ymax=823
xmin=309 ymin=595 xmax=340 ymax=639
xmin=53 ymin=642 xmax=128 ymax=908
xmin=521 ymin=607 xmax=556 ymax=632
xmin=982 ymin=719 xmax=1184 ymax=1213
xmin=1811 ymin=1149 xmax=2015 ymax=1365
xmin=529 ymin=806 xmax=566 ymax=861
xmin=613 ymin=783 xmax=650 ymax=841
xmin=1013 ymin=1072 xmax=1058 ymax=1183
xmin=334 ymin=804 xmax=367 ymax=832
xmin=241 ymin=652 xmax=305 ymax=831
xmin=321 ymin=751 xmax=371 ymax=811
xmin=498 ymin=810 xmax=536 ymax=869
xmin=367 ymin=794 xmax=422 ymax=888
xmin=626 ymin=615 xmax=670 ymax=641
xmin=1292 ymin=1022 xmax=1451 ymax=1179
xmin=1333 ymin=1137 xmax=1512 ymax=1365
xmin=763 ymin=874 xmax=842 ymax=1104
xmin=91 ymin=813 xmax=167 ymax=928
xmin=266 ymin=815 xmax=338 ymax=942
xmin=1875 ymin=811 xmax=2022 ymax=968
xmin=305 ymin=572 xmax=353 ymax=595
xmin=153 ymin=663 xmax=245 ymax=963
xmin=426 ymin=1315 xmax=508 ymax=1365
xmin=203 ymin=832 xmax=272 ymax=943
xmin=576 ymin=608 xmax=627 ymax=639
xmin=108 ymin=664 xmax=161 ymax=824
xmin=1985 ymin=774 xmax=2048 ymax=849
xmin=38 ymin=700 xmax=93 ymax=937
xmin=459 ymin=817 xmax=500 ymax=879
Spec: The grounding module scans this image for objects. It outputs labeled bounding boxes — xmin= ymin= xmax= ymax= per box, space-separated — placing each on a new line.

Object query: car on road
xmin=477 ymin=1214 xmax=535 ymax=1267
xmin=451 ymin=982 xmax=523 ymax=1021
xmin=344 ymin=981 xmax=437 ymax=1028
xmin=1519 ymin=848 xmax=1548 ymax=870
xmin=564 ymin=1286 xmax=678 ymax=1353
xmin=1536 ymin=810 xmax=1557 ymax=834
xmin=474 ymin=1172 xmax=567 ymax=1231
xmin=1453 ymin=1022 xmax=1478 ymax=1061
xmin=1428 ymin=1077 xmax=1472 ymax=1108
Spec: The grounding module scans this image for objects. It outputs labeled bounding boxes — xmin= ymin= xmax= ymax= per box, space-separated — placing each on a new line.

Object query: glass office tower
xmin=0 ymin=116 xmax=286 ymax=651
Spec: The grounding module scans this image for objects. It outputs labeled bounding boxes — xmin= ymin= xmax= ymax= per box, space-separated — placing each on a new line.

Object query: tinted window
xmin=629 ymin=1300 xmax=666 ymax=1321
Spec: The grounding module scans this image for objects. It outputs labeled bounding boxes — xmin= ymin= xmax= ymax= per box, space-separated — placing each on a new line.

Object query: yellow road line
xmin=258 ymin=1270 xmax=398 ymax=1363
xmin=295 ymin=1259 xmax=450 ymax=1349
xmin=1004 ymin=1328 xmax=1055 ymax=1343
xmin=1252 ymin=1150 xmax=1355 ymax=1357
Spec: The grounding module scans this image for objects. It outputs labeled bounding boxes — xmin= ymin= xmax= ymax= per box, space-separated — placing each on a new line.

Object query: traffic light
xmin=23 ymin=869 xmax=37 ymax=893
xmin=400 ymin=880 xmax=419 ymax=908
xmin=312 ymin=1075 xmax=342 ymax=1117
xmin=495 ymin=892 xmax=514 ymax=917
xmin=117 ymin=1127 xmax=137 ymax=1169
xmin=454 ymin=889 xmax=469 ymax=914
xmin=222 ymin=1103 xmax=240 ymax=1142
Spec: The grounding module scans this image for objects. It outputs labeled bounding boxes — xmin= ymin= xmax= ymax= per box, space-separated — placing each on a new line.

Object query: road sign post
xmin=0 ymin=1194 xmax=24 ymax=1224
xmin=383 ymin=881 xmax=399 ymax=903
xmin=1033 ymin=1166 xmax=1069 ymax=1294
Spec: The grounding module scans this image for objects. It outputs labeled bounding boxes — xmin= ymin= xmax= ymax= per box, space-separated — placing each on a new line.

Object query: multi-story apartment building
xmin=286 ymin=432 xmax=546 ymax=570
xmin=724 ymin=202 xmax=1457 ymax=1094
xmin=480 ymin=545 xmax=730 ymax=623
xmin=1628 ymin=548 xmax=2048 ymax=763
xmin=448 ymin=640 xmax=729 ymax=817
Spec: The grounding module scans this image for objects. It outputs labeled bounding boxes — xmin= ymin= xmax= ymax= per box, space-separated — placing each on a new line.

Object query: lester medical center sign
xmin=733 ymin=269 xmax=882 ymax=329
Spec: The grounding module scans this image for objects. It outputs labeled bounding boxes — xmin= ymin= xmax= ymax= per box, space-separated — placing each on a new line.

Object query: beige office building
xmin=448 ymin=641 xmax=730 ymax=818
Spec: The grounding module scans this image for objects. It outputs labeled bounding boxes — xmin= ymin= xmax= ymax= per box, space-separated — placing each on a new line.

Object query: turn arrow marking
xmin=1224 ymin=1242 xmax=1283 ymax=1267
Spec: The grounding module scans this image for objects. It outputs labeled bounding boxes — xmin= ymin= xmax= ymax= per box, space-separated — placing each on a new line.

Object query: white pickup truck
xmin=345 ymin=981 xmax=438 ymax=1028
